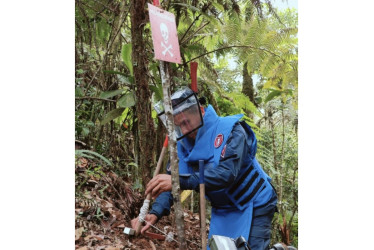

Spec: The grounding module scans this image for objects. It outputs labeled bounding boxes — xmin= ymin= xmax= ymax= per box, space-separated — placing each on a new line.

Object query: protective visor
xmin=154 ymin=92 xmax=203 ymax=140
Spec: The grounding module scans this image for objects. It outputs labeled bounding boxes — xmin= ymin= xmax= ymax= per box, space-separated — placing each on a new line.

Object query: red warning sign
xmin=148 ymin=3 xmax=181 ymax=64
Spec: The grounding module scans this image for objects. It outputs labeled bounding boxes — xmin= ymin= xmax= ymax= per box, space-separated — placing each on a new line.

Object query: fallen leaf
xmin=76 ymin=247 xmax=89 ymax=250
xmin=84 ymin=235 xmax=92 ymax=241
xmin=78 ymin=158 xmax=88 ymax=168
xmin=101 ymin=220 xmax=111 ymax=230
xmin=93 ymin=235 xmax=105 ymax=241
xmin=83 ymin=193 xmax=92 ymax=199
xmin=75 ymin=227 xmax=84 ymax=241
xmin=75 ymin=208 xmax=84 ymax=214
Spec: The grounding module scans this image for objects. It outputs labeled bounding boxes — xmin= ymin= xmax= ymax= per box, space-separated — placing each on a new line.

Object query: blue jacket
xmin=150 ymin=105 xmax=276 ymax=241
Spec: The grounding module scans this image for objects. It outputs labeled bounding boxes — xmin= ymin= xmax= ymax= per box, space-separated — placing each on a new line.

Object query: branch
xmin=83 ymin=2 xmax=131 ymax=94
xmin=184 ymin=45 xmax=282 ymax=65
xmin=75 ymin=96 xmax=116 ymax=102
xmin=179 ymin=14 xmax=202 ymax=44
xmin=180 ymin=21 xmax=210 ymax=46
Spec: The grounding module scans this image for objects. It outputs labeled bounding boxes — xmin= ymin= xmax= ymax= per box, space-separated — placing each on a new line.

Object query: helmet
xmin=154 ymin=87 xmax=203 ymax=140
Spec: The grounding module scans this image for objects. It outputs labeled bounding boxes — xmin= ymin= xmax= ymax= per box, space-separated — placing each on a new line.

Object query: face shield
xmin=154 ymin=87 xmax=203 ymax=140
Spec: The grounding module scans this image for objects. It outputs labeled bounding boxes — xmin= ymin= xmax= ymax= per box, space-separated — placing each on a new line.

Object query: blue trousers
xmin=248 ymin=193 xmax=278 ymax=250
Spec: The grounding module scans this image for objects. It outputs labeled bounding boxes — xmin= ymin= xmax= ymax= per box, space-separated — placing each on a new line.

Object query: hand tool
xmin=123 ymin=136 xmax=168 ymax=237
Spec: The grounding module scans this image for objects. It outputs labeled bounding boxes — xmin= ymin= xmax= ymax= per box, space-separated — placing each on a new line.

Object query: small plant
xmin=75 ymin=149 xmax=113 ymax=167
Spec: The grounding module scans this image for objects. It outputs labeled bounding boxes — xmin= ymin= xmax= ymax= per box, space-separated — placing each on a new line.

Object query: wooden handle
xmin=135 ymin=136 xmax=169 ymax=236
xmin=199 ymin=160 xmax=207 ymax=249
xmin=200 ymin=184 xmax=207 ymax=250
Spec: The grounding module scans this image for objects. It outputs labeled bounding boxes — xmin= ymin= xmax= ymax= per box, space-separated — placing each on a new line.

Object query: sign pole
xmin=149 ymin=2 xmax=186 ymax=248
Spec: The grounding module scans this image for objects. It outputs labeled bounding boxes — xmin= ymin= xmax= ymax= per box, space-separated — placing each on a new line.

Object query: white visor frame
xmin=154 ymin=92 xmax=203 ymax=140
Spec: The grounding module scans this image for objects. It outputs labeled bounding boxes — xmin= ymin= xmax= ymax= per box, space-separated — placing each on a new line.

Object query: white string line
xmin=142 ymin=220 xmax=201 ymax=247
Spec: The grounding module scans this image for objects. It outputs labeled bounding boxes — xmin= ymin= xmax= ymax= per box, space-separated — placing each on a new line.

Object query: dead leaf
xmin=93 ymin=235 xmax=105 ymax=241
xmin=78 ymin=158 xmax=88 ymax=168
xmin=75 ymin=227 xmax=84 ymax=241
xmin=105 ymin=247 xmax=120 ymax=250
xmin=84 ymin=235 xmax=92 ymax=241
xmin=76 ymin=247 xmax=89 ymax=250
xmin=101 ymin=220 xmax=111 ymax=230
xmin=83 ymin=193 xmax=92 ymax=199
xmin=75 ymin=208 xmax=84 ymax=214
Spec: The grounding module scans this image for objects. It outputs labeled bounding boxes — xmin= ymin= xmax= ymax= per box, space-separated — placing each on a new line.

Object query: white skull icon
xmin=160 ymin=22 xmax=173 ymax=57
xmin=160 ymin=23 xmax=169 ymax=44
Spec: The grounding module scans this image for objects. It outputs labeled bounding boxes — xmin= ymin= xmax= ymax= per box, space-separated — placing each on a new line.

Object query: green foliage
xmin=117 ymin=92 xmax=135 ymax=108
xmin=103 ymin=70 xmax=133 ymax=85
xmin=86 ymin=166 xmax=106 ymax=179
xmin=121 ymin=43 xmax=133 ymax=76
xmin=264 ymin=89 xmax=281 ymax=103
xmin=99 ymin=89 xmax=125 ymax=99
xmin=149 ymin=83 xmax=163 ymax=102
xmin=227 ymin=92 xmax=261 ymax=117
xmin=100 ymin=108 xmax=126 ymax=125
xmin=216 ymin=96 xmax=241 ymax=116
xmin=75 ymin=149 xmax=113 ymax=167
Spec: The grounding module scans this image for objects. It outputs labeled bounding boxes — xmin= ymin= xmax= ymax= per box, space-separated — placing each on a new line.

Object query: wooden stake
xmin=199 ymin=160 xmax=207 ymax=250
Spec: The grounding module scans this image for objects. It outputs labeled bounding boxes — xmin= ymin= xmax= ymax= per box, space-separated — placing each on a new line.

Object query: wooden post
xmin=199 ymin=160 xmax=207 ymax=250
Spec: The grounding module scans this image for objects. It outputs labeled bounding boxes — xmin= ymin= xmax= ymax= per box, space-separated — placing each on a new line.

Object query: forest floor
xmin=75 ymin=157 xmax=207 ymax=249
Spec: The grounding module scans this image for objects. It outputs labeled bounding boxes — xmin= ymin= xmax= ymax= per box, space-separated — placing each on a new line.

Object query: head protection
xmin=154 ymin=87 xmax=203 ymax=140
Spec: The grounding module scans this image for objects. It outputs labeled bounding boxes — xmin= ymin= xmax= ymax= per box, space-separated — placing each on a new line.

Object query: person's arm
xmin=149 ymin=190 xmax=173 ymax=219
xmin=179 ymin=123 xmax=252 ymax=192
xmin=132 ymin=171 xmax=174 ymax=234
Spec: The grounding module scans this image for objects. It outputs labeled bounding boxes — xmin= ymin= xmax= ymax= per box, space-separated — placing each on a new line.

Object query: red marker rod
xmin=190 ymin=62 xmax=198 ymax=92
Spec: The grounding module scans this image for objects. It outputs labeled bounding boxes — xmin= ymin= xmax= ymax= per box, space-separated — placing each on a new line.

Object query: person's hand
xmin=131 ymin=214 xmax=158 ymax=234
xmin=145 ymin=174 xmax=172 ymax=199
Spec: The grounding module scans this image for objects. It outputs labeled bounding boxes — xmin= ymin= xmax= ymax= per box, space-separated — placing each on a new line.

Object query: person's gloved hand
xmin=145 ymin=174 xmax=172 ymax=199
xmin=131 ymin=214 xmax=158 ymax=234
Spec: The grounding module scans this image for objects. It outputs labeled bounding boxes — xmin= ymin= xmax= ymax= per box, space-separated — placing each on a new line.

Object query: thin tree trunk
xmin=130 ymin=0 xmax=155 ymax=186
xmin=242 ymin=62 xmax=256 ymax=119
xmin=160 ymin=61 xmax=187 ymax=249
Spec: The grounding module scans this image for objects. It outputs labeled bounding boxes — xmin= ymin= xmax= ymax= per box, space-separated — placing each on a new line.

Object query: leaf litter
xmin=76 ymin=157 xmax=208 ymax=249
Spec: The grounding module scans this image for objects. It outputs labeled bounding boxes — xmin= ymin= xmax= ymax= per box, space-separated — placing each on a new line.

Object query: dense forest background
xmin=4 ymin=1 xmax=374 ymax=249
xmin=75 ymin=0 xmax=298 ymax=248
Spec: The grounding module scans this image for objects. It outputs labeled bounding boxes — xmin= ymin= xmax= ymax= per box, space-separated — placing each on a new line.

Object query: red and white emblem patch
xmin=214 ymin=134 xmax=224 ymax=148
xmin=220 ymin=145 xmax=227 ymax=158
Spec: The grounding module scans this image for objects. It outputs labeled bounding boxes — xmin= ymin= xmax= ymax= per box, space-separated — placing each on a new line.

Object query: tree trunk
xmin=160 ymin=61 xmax=187 ymax=249
xmin=130 ymin=0 xmax=155 ymax=186
xmin=242 ymin=62 xmax=256 ymax=118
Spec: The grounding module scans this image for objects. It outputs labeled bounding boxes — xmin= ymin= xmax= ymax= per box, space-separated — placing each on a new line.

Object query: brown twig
xmin=83 ymin=2 xmax=132 ymax=95
xmin=179 ymin=14 xmax=202 ymax=44
xmin=180 ymin=21 xmax=210 ymax=46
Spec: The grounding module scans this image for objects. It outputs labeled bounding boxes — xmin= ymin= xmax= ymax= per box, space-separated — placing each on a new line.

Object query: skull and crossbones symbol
xmin=160 ymin=22 xmax=173 ymax=57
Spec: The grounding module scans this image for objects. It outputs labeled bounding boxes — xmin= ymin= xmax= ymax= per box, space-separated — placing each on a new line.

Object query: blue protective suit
xmin=150 ymin=105 xmax=277 ymax=249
